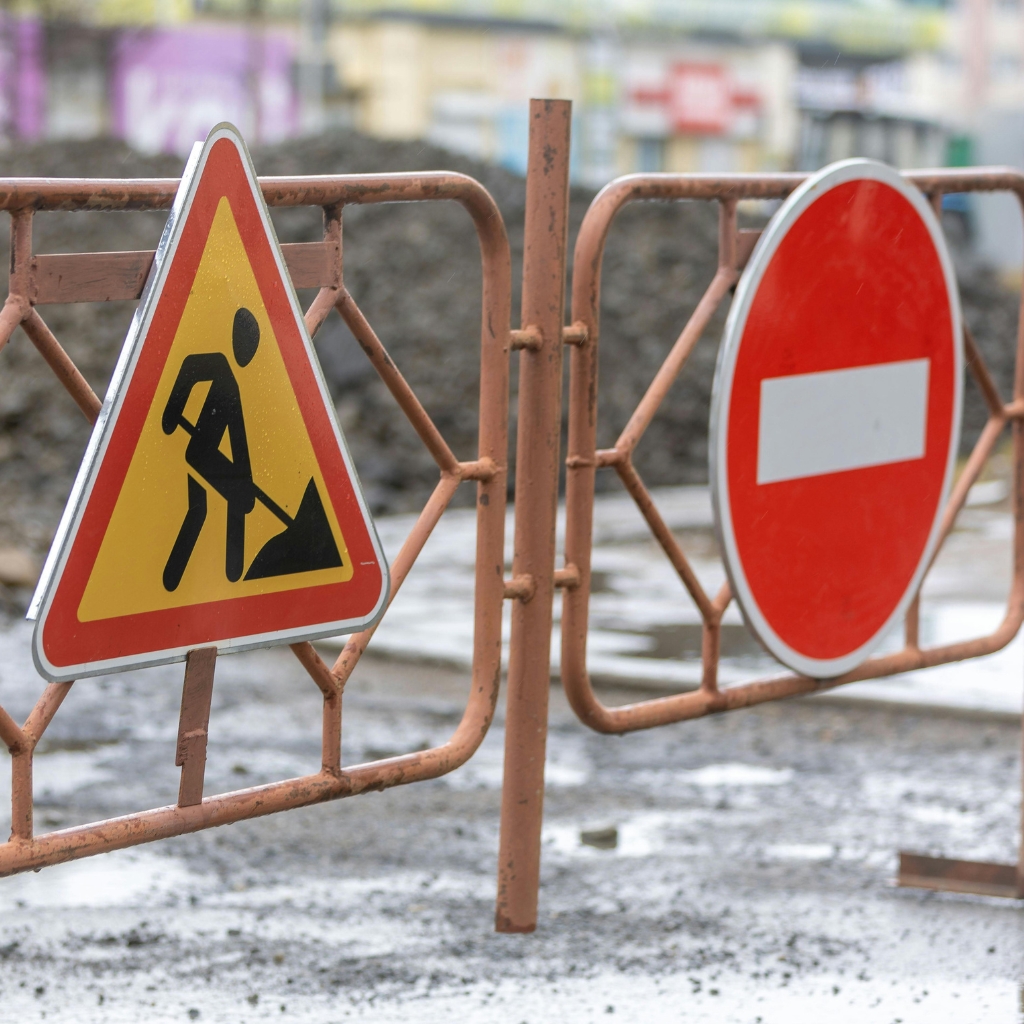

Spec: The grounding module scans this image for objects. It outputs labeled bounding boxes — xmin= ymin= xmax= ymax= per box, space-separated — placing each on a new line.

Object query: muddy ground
xmin=0 ymin=132 xmax=1020 ymax=561
xmin=0 ymin=622 xmax=1021 ymax=1023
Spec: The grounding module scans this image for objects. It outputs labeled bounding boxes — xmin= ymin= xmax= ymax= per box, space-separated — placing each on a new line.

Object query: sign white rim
xmin=30 ymin=123 xmax=390 ymax=682
xmin=709 ymin=158 xmax=963 ymax=679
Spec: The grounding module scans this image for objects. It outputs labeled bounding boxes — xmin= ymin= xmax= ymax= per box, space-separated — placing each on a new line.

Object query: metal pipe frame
xmin=563 ymin=168 xmax=1024 ymax=729
xmin=0 ymin=171 xmax=512 ymax=877
xmin=559 ymin=166 xmax=1024 ymax=901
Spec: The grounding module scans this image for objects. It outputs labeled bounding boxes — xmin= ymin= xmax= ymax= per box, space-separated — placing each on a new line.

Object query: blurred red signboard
xmin=669 ymin=63 xmax=731 ymax=134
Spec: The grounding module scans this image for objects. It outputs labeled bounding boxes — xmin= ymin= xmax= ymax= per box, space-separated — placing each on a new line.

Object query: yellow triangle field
xmin=77 ymin=196 xmax=353 ymax=623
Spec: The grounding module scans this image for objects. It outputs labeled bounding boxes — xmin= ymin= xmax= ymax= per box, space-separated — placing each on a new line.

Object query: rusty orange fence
xmin=2 ymin=99 xmax=1024 ymax=934
xmin=493 ymin=105 xmax=1024 ymax=932
xmin=0 ymin=169 xmax=512 ymax=876
xmin=563 ymin=167 xmax=1024 ymax=901
xmin=562 ymin=169 xmax=1024 ymax=730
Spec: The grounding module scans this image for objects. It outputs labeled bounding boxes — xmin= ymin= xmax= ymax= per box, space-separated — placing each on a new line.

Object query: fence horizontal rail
xmin=0 ymin=171 xmax=507 ymax=212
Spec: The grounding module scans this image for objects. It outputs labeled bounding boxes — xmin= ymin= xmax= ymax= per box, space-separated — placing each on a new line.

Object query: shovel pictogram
xmin=244 ymin=477 xmax=343 ymax=580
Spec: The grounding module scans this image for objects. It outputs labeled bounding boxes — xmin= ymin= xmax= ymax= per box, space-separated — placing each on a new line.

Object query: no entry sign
xmin=710 ymin=159 xmax=962 ymax=678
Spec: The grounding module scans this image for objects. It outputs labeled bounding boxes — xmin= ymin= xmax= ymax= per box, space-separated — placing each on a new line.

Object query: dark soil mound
xmin=0 ymin=132 xmax=1018 ymax=562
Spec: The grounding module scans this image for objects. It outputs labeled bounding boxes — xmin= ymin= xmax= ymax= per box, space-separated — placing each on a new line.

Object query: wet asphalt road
xmin=0 ymin=620 xmax=1023 ymax=1023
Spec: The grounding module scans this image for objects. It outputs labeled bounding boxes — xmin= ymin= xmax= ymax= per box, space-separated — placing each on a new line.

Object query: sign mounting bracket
xmin=175 ymin=647 xmax=217 ymax=807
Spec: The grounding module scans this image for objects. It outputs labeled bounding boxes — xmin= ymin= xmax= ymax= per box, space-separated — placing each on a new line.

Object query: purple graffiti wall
xmin=0 ymin=15 xmax=45 ymax=142
xmin=14 ymin=17 xmax=44 ymax=140
xmin=111 ymin=23 xmax=298 ymax=156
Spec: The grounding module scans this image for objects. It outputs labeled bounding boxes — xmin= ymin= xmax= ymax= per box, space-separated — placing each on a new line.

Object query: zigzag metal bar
xmin=335 ymin=287 xmax=462 ymax=475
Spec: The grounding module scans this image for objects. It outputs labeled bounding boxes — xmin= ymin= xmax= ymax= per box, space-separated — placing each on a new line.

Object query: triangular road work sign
xmin=31 ymin=123 xmax=389 ymax=681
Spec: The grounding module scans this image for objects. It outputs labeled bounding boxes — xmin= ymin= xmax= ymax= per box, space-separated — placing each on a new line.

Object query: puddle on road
xmin=441 ymin=726 xmax=591 ymax=791
xmin=0 ymin=847 xmax=196 ymax=910
xmin=630 ymin=763 xmax=795 ymax=792
xmin=273 ymin=490 xmax=1024 ymax=714
xmin=764 ymin=842 xmax=836 ymax=862
xmin=679 ymin=763 xmax=794 ymax=786
xmin=545 ymin=764 xmax=798 ymax=860
xmin=588 ymin=599 xmax=1024 ymax=714
xmin=632 ymin=621 xmax=767 ymax=663
xmin=31 ymin=748 xmax=118 ymax=800
xmin=545 ymin=810 xmax=702 ymax=859
xmin=0 ymin=744 xmax=122 ymax=833
xmin=582 ymin=499 xmax=1022 ymax=713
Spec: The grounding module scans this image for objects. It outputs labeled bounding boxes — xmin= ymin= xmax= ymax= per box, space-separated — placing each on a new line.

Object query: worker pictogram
xmin=710 ymin=158 xmax=962 ymax=678
xmin=31 ymin=123 xmax=389 ymax=682
xmin=160 ymin=307 xmax=342 ymax=591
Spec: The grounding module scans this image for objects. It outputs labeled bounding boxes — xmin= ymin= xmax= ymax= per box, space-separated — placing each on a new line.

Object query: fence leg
xmin=495 ymin=98 xmax=572 ymax=934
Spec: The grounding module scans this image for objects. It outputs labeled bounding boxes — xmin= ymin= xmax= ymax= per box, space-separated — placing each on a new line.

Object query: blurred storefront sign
xmin=617 ymin=47 xmax=779 ymax=176
xmin=794 ymin=61 xmax=946 ymax=175
xmin=670 ymin=63 xmax=732 ymax=135
xmin=796 ymin=63 xmax=937 ymax=121
xmin=626 ymin=62 xmax=761 ymax=139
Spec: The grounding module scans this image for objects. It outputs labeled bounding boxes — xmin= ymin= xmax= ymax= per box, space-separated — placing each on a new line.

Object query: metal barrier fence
xmin=1 ymin=99 xmax=1022 ymax=933
xmin=0 ymin=169 xmax=512 ymax=876
xmin=495 ymin=103 xmax=1024 ymax=931
xmin=563 ymin=169 xmax=1024 ymax=728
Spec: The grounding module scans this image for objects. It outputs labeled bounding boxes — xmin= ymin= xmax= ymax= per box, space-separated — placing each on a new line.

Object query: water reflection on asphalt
xmin=349 ymin=484 xmax=1023 ymax=714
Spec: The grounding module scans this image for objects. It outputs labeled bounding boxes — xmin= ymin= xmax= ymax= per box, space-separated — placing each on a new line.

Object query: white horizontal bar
xmin=757 ymin=358 xmax=930 ymax=485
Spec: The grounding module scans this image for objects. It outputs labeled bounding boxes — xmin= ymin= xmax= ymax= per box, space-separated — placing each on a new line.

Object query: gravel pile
xmin=0 ymin=132 xmax=1018 ymax=565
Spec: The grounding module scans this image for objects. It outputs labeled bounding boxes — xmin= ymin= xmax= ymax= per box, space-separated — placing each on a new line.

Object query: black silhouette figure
xmin=161 ymin=307 xmax=343 ymax=592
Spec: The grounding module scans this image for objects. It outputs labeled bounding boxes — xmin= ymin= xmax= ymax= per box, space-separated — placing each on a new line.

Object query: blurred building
xmin=6 ymin=0 xmax=1024 ymax=272
xmin=331 ymin=14 xmax=579 ymax=175
xmin=793 ymin=58 xmax=948 ymax=172
xmin=944 ymin=0 xmax=1024 ymax=274
xmin=0 ymin=1 xmax=957 ymax=168
xmin=327 ymin=2 xmax=948 ymax=184
xmin=20 ymin=17 xmax=299 ymax=152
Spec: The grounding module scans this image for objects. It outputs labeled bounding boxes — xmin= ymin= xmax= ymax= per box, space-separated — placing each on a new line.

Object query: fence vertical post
xmin=495 ymin=98 xmax=572 ymax=934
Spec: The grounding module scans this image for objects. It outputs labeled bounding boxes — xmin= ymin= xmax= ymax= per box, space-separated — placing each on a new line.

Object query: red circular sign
xmin=711 ymin=160 xmax=961 ymax=677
